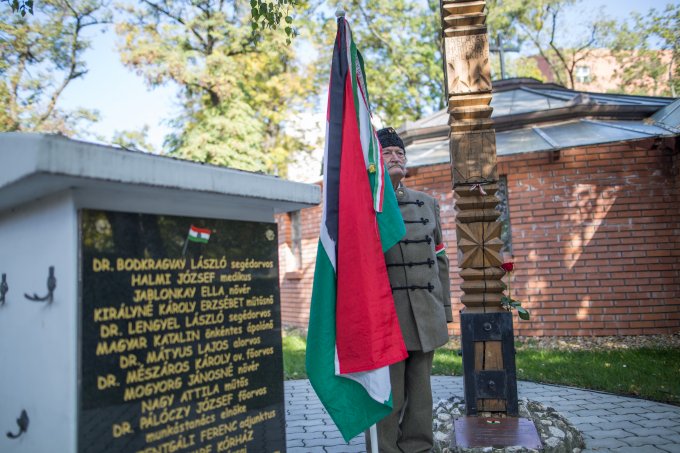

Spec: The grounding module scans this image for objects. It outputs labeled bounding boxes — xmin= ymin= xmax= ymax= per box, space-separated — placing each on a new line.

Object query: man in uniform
xmin=367 ymin=127 xmax=453 ymax=452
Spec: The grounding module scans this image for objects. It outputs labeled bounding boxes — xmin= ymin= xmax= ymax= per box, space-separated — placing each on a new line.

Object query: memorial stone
xmin=0 ymin=134 xmax=320 ymax=453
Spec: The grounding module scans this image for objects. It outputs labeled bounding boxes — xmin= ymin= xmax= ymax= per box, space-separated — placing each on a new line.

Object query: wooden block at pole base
xmin=475 ymin=341 xmax=506 ymax=412
xmin=456 ymin=221 xmax=503 ymax=268
xmin=450 ymin=129 xmax=498 ymax=186
xmin=475 ymin=341 xmax=503 ymax=371
xmin=460 ymin=311 xmax=519 ymax=416
xmin=444 ymin=34 xmax=492 ymax=95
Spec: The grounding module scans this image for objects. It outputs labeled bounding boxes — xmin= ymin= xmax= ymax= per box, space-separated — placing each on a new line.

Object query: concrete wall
xmin=277 ymin=137 xmax=680 ymax=337
xmin=0 ymin=193 xmax=79 ymax=452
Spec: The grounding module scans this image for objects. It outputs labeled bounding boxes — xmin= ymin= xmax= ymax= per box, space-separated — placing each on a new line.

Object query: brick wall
xmin=278 ymin=137 xmax=680 ymax=337
xmin=277 ymin=205 xmax=319 ymax=328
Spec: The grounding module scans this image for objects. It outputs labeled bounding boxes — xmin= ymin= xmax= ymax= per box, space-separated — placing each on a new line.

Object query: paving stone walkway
xmin=285 ymin=377 xmax=680 ymax=453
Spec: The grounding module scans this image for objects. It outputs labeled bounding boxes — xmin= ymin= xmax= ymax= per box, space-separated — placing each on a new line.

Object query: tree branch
xmin=141 ymin=0 xmax=208 ymax=50
xmin=356 ymin=3 xmax=418 ymax=88
xmin=37 ymin=14 xmax=83 ymax=126
xmin=518 ymin=20 xmax=565 ymax=86
xmin=7 ymin=57 xmax=26 ymax=131
xmin=36 ymin=0 xmax=104 ymax=126
xmin=547 ymin=6 xmax=572 ymax=88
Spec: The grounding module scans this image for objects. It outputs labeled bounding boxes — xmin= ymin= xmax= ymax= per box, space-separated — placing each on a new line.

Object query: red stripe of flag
xmin=335 ymin=73 xmax=407 ymax=374
xmin=190 ymin=225 xmax=211 ymax=235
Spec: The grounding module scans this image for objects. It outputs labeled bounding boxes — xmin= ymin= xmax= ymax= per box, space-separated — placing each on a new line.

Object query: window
xmin=288 ymin=210 xmax=302 ymax=271
xmin=575 ymin=65 xmax=591 ymax=84
xmin=496 ymin=175 xmax=513 ymax=255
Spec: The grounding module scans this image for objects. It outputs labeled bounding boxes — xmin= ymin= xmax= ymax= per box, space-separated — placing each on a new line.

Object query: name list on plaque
xmin=79 ymin=210 xmax=285 ymax=453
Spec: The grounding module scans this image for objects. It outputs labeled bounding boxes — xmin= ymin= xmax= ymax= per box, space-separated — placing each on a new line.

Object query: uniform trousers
xmin=365 ymin=350 xmax=435 ymax=453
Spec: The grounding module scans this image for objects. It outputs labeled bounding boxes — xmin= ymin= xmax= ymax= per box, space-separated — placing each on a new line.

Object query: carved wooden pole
xmin=439 ymin=0 xmax=518 ymax=416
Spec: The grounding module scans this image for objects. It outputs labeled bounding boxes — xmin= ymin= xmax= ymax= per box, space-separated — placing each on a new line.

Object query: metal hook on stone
xmin=6 ymin=410 xmax=29 ymax=439
xmin=0 ymin=273 xmax=7 ymax=306
xmin=24 ymin=266 xmax=56 ymax=303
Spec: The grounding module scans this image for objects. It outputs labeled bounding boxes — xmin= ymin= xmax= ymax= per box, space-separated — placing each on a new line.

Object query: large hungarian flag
xmin=306 ymin=14 xmax=408 ymax=442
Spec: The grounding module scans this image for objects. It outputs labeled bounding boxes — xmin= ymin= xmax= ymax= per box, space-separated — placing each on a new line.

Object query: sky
xmin=59 ymin=0 xmax=674 ymax=153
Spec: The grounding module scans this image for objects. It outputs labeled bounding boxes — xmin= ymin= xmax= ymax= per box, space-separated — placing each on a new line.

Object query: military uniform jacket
xmin=386 ymin=186 xmax=453 ymax=352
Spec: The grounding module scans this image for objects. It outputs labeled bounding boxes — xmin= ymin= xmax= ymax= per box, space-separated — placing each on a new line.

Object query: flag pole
xmin=181 ymin=228 xmax=190 ymax=257
xmin=337 ymin=7 xmax=379 ymax=453
xmin=370 ymin=424 xmax=379 ymax=453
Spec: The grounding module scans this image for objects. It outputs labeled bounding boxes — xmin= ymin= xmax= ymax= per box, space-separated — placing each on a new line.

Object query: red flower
xmin=501 ymin=262 xmax=514 ymax=272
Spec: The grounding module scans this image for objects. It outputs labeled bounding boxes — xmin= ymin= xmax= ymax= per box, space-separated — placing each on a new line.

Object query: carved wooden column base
xmin=440 ymin=0 xmax=518 ymax=416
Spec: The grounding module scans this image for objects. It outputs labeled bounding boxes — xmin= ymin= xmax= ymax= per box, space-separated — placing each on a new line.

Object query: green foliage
xmin=116 ymin=0 xmax=315 ymax=175
xmin=282 ymin=332 xmax=307 ymax=380
xmin=431 ymin=348 xmax=464 ymax=376
xmin=309 ymin=0 xmax=445 ymax=127
xmin=501 ymin=295 xmax=530 ymax=320
xmin=610 ymin=3 xmax=679 ymax=97
xmin=112 ymin=125 xmax=156 ymax=153
xmin=3 ymin=0 xmax=33 ymax=16
xmin=486 ymin=0 xmax=614 ymax=88
xmin=164 ymin=98 xmax=267 ymax=171
xmin=0 ymin=0 xmax=106 ymax=134
xmin=249 ymin=0 xmax=299 ymax=45
xmin=489 ymin=54 xmax=545 ymax=83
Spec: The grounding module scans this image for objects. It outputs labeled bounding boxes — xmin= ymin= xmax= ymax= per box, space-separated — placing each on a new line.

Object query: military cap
xmin=377 ymin=127 xmax=405 ymax=152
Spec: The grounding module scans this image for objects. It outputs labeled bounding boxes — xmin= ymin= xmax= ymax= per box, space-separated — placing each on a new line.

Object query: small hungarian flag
xmin=187 ymin=225 xmax=211 ymax=243
xmin=306 ymin=14 xmax=407 ymax=443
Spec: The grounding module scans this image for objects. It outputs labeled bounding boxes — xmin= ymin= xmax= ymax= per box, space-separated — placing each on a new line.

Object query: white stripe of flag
xmin=188 ymin=225 xmax=211 ymax=243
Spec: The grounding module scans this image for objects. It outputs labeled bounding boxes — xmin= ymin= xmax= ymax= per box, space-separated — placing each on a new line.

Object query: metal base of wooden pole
xmin=460 ymin=311 xmax=519 ymax=416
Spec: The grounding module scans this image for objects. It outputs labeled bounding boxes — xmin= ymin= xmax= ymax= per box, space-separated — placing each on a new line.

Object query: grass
xmin=282 ymin=333 xmax=307 ymax=380
xmin=283 ymin=332 xmax=680 ymax=406
xmin=433 ymin=346 xmax=680 ymax=405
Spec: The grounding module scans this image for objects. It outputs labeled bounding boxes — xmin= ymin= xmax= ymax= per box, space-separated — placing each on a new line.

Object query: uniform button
xmin=398 ymin=190 xmax=404 ymax=196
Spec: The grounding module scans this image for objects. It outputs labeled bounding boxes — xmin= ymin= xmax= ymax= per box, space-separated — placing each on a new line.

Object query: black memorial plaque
xmin=79 ymin=210 xmax=285 ymax=453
